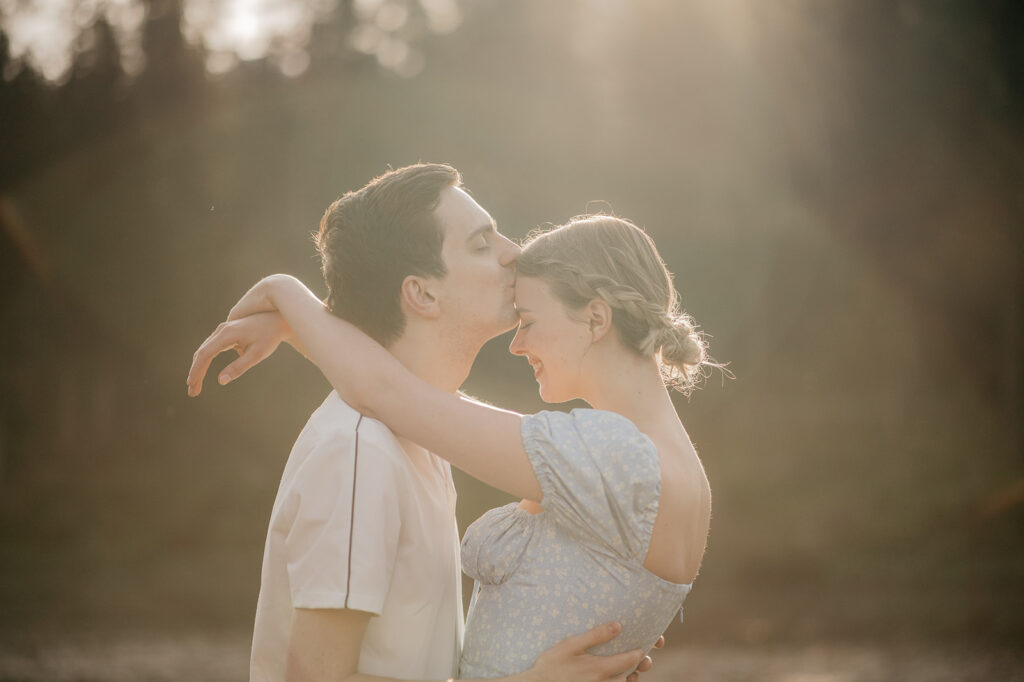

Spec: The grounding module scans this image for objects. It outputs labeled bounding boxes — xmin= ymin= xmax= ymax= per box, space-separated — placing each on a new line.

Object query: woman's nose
xmin=509 ymin=327 xmax=526 ymax=355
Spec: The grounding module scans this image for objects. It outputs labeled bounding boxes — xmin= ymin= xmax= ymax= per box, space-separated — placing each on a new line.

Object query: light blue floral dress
xmin=459 ymin=409 xmax=692 ymax=679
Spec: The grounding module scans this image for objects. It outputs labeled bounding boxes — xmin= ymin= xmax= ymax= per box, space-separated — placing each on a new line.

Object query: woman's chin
xmin=536 ymin=383 xmax=552 ymax=403
xmin=537 ymin=383 xmax=568 ymax=404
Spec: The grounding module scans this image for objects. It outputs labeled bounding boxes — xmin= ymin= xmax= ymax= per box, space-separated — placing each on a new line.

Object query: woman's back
xmin=642 ymin=432 xmax=711 ymax=584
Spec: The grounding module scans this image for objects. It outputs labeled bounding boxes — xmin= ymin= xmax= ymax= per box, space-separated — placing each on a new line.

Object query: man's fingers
xmin=558 ymin=622 xmax=622 ymax=654
xmin=550 ymin=622 xmax=641 ymax=680
xmin=593 ymin=648 xmax=645 ymax=680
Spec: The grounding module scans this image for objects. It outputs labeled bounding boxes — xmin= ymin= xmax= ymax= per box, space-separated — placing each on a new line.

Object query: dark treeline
xmin=2 ymin=0 xmax=1023 ymax=646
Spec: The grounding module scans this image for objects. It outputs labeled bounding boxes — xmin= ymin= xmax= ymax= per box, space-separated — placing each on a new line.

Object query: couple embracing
xmin=187 ymin=163 xmax=714 ymax=682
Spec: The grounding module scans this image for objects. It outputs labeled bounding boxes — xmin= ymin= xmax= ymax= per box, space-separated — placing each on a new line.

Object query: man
xmin=187 ymin=164 xmax=656 ymax=682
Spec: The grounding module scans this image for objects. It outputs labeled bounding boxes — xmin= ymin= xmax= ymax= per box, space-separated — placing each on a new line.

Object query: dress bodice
xmin=458 ymin=409 xmax=692 ymax=679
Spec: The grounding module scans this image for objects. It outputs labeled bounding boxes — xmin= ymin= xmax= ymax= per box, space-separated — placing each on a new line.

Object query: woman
xmin=195 ymin=214 xmax=713 ymax=678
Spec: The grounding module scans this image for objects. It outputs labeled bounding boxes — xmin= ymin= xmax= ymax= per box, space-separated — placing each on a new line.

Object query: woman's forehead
xmin=514 ymin=276 xmax=554 ymax=308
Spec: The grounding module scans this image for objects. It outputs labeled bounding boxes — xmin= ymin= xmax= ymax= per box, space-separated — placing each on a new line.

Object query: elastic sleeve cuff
xmin=520 ymin=414 xmax=559 ymax=509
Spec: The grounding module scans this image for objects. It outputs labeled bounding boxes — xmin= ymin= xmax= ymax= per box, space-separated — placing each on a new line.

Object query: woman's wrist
xmin=227 ymin=274 xmax=308 ymax=322
xmin=280 ymin=316 xmax=306 ymax=356
xmin=260 ymin=273 xmax=299 ymax=308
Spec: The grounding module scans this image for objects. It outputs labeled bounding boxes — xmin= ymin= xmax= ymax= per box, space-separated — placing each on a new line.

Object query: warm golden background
xmin=1 ymin=0 xmax=1022 ymax=679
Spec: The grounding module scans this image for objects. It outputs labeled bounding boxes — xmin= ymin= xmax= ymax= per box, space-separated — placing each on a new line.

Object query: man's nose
xmin=498 ymin=235 xmax=521 ymax=267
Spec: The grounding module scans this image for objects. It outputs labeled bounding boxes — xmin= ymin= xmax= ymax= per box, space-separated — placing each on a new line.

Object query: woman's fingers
xmin=653 ymin=635 xmax=665 ymax=649
xmin=188 ymin=313 xmax=289 ymax=396
xmin=187 ymin=325 xmax=235 ymax=396
xmin=217 ymin=342 xmax=265 ymax=386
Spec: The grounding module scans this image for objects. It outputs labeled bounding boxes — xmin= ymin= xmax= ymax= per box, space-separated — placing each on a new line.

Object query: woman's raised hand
xmin=188 ymin=275 xmax=322 ymax=396
xmin=187 ymin=310 xmax=292 ymax=397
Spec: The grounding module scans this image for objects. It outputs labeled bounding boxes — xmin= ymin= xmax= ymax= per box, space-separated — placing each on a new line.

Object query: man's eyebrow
xmin=465 ymin=221 xmax=497 ymax=242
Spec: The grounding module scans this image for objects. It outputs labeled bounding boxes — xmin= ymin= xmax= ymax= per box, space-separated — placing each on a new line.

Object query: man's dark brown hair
xmin=315 ymin=163 xmax=461 ymax=346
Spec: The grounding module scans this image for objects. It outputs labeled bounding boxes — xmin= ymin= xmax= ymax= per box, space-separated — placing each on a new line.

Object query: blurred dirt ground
xmin=1 ymin=636 xmax=1022 ymax=682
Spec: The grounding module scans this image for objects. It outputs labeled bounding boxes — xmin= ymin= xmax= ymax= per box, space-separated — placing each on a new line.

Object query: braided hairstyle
xmin=516 ymin=215 xmax=710 ymax=394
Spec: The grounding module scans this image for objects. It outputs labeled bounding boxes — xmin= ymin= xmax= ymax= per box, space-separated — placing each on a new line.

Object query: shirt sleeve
xmin=283 ymin=422 xmax=403 ymax=615
xmin=521 ymin=409 xmax=661 ymax=561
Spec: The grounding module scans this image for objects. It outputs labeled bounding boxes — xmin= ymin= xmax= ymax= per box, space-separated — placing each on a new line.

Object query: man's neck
xmin=386 ymin=324 xmax=482 ymax=394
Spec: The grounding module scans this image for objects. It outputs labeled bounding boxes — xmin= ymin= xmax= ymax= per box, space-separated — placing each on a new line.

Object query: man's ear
xmin=585 ymin=298 xmax=613 ymax=342
xmin=400 ymin=275 xmax=442 ymax=320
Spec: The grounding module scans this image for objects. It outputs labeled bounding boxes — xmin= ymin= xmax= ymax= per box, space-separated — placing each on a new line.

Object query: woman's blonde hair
xmin=517 ymin=214 xmax=713 ymax=394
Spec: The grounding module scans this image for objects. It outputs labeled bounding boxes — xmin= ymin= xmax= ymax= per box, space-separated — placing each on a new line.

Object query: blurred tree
xmin=1 ymin=0 xmax=1022 ymax=645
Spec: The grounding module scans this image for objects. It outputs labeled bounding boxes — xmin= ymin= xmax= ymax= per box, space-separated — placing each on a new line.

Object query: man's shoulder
xmin=297 ymin=391 xmax=406 ymax=464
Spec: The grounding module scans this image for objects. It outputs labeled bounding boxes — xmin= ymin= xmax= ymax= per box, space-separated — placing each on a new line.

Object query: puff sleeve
xmin=521 ymin=409 xmax=661 ymax=561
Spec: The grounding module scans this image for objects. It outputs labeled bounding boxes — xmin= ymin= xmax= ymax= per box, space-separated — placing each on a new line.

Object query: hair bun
xmin=658 ymin=315 xmax=705 ymax=381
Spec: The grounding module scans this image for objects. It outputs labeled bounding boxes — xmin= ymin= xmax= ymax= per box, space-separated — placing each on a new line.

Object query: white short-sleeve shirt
xmin=250 ymin=392 xmax=463 ymax=681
